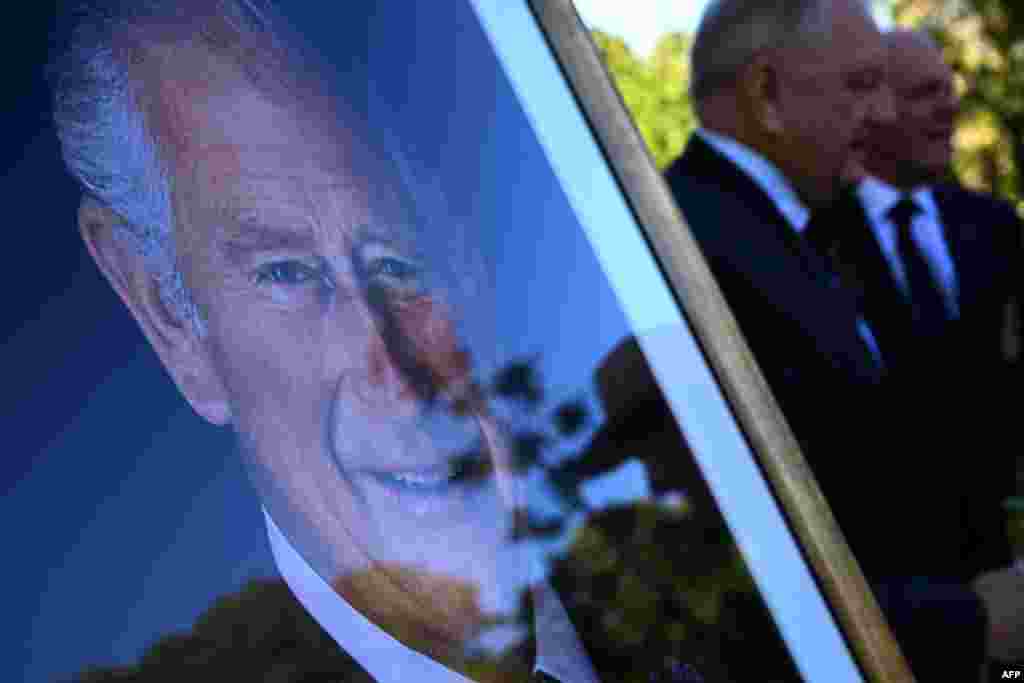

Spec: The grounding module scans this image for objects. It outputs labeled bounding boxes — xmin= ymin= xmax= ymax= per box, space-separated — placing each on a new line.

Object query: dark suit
xmin=663 ymin=135 xmax=1010 ymax=680
xmin=824 ymin=182 xmax=1021 ymax=576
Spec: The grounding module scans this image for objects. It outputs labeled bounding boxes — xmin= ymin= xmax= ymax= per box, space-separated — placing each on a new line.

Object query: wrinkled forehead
xmin=888 ymin=42 xmax=953 ymax=90
xmin=145 ymin=43 xmax=363 ymax=172
xmin=183 ymin=118 xmax=395 ymax=212
xmin=149 ymin=51 xmax=412 ymax=246
xmin=190 ymin=147 xmax=383 ymax=204
xmin=182 ymin=143 xmax=412 ymax=247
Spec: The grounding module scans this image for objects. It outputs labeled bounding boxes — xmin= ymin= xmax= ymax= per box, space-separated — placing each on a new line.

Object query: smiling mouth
xmin=339 ymin=432 xmax=496 ymax=502
xmin=369 ymin=462 xmax=460 ymax=492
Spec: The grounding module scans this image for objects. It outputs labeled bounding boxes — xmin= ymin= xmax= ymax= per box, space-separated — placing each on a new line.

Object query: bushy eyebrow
xmin=216 ymin=219 xmax=413 ymax=267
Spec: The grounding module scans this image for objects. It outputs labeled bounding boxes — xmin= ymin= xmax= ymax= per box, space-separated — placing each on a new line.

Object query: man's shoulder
xmin=663 ymin=139 xmax=775 ymax=226
xmin=933 ymin=182 xmax=1019 ymax=219
xmin=932 ymin=183 xmax=1022 ymax=250
xmin=663 ymin=155 xmax=728 ymax=209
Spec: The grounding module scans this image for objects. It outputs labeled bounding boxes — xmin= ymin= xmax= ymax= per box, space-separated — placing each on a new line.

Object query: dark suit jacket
xmin=830 ymin=183 xmax=1020 ymax=373
xmin=823 ymin=182 xmax=1021 ymax=575
xmin=664 ymin=136 xmax=1009 ymax=679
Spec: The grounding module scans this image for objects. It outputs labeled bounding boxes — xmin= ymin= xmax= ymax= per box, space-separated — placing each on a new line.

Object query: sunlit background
xmin=572 ymin=0 xmax=708 ymax=56
xmin=572 ymin=0 xmax=893 ymax=57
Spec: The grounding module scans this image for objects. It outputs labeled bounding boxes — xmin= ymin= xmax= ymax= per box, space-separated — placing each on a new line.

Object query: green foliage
xmin=591 ymin=31 xmax=697 ymax=170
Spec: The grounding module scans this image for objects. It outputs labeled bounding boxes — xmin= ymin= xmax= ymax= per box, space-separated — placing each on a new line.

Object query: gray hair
xmin=690 ymin=0 xmax=850 ymax=102
xmin=48 ymin=1 xmax=286 ymax=333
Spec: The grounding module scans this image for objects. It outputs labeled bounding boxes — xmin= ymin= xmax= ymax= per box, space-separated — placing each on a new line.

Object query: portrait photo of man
xmin=43 ymin=1 xmax=557 ymax=679
xmin=9 ymin=2 xmax=881 ymax=682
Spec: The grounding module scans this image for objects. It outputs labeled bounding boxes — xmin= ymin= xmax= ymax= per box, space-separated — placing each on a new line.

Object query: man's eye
xmin=847 ymin=70 xmax=882 ymax=94
xmin=909 ymin=82 xmax=948 ymax=101
xmin=254 ymin=260 xmax=325 ymax=287
xmin=365 ymin=256 xmax=425 ymax=296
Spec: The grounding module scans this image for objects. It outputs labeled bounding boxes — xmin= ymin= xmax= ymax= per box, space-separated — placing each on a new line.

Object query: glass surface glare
xmin=12 ymin=1 xmax=859 ymax=681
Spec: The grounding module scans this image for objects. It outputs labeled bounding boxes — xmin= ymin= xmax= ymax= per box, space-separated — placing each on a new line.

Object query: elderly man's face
xmin=150 ymin=49 xmax=524 ymax=659
xmin=769 ymin=0 xmax=889 ymax=204
xmin=882 ymin=38 xmax=957 ymax=183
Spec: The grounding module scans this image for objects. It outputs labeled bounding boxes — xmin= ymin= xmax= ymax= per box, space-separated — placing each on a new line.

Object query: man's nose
xmin=323 ymin=296 xmax=424 ymax=416
xmin=937 ymin=85 xmax=959 ymax=121
xmin=363 ymin=325 xmax=424 ymax=409
xmin=867 ymin=83 xmax=896 ymax=126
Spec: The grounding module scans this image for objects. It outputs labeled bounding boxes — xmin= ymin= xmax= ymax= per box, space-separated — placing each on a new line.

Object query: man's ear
xmin=742 ymin=54 xmax=785 ymax=136
xmin=78 ymin=196 xmax=232 ymax=426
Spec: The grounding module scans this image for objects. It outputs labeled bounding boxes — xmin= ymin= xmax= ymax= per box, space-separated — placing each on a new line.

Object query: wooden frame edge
xmin=526 ymin=1 xmax=915 ymax=681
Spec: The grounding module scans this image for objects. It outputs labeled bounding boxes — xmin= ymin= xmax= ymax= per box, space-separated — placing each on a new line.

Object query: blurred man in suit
xmin=840 ymin=29 xmax=1020 ymax=389
xmin=664 ymin=0 xmax=1022 ymax=677
xmin=850 ymin=28 xmax=1021 ymax=389
xmin=665 ymin=0 xmax=894 ymax=576
xmin=48 ymin=2 xmax=603 ymax=680
xmin=837 ymin=27 xmax=1024 ymax=666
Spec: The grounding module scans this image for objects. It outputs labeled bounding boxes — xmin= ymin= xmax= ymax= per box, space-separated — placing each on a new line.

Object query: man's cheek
xmin=209 ymin=320 xmax=323 ymax=420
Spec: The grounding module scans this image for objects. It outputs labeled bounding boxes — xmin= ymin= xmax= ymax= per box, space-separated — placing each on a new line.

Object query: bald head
xmin=691 ymin=0 xmax=889 ymax=208
xmin=863 ymin=28 xmax=957 ymax=188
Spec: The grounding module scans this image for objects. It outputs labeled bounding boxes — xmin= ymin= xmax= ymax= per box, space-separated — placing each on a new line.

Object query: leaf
xmin=553 ymin=399 xmax=589 ymax=436
xmin=490 ymin=356 xmax=543 ymax=406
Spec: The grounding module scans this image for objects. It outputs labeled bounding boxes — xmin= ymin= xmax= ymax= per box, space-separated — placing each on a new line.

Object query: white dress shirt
xmin=856 ymin=176 xmax=960 ymax=318
xmin=696 ymin=129 xmax=883 ymax=360
xmin=263 ymin=509 xmax=600 ymax=683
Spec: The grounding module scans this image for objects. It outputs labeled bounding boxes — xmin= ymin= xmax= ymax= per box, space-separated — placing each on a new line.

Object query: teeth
xmin=390 ymin=465 xmax=453 ymax=487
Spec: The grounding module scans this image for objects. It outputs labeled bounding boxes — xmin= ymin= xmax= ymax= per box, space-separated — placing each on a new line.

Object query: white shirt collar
xmin=262 ymin=508 xmax=599 ymax=683
xmin=855 ymin=176 xmax=959 ymax=316
xmin=857 ymin=176 xmax=939 ymax=222
xmin=696 ymin=128 xmax=811 ymax=233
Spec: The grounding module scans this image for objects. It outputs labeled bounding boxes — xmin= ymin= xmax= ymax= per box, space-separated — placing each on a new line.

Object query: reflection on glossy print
xmin=45 ymin=1 xmax=810 ymax=681
xmin=55 ymin=1 xmax=529 ymax=677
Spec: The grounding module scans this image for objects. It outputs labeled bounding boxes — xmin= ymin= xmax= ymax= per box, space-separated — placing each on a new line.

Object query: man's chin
xmin=331 ymin=564 xmax=515 ymax=664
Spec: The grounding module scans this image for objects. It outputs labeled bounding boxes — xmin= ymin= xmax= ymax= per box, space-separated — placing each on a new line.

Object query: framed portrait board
xmin=8 ymin=1 xmax=912 ymax=681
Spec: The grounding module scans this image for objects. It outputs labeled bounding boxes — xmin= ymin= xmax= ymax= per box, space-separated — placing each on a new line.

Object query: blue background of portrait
xmin=4 ymin=2 xmax=634 ymax=681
